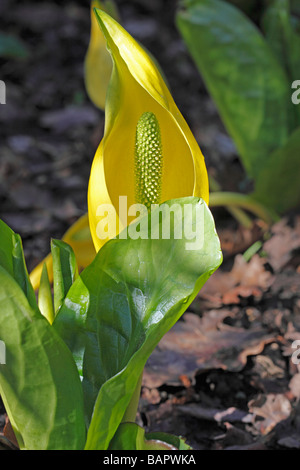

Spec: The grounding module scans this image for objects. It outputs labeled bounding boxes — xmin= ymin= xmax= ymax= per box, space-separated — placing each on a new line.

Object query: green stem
xmin=209 ymin=191 xmax=279 ymax=225
xmin=208 ymin=175 xmax=253 ymax=228
xmin=225 ymin=206 xmax=253 ymax=229
xmin=121 ymin=372 xmax=143 ymax=423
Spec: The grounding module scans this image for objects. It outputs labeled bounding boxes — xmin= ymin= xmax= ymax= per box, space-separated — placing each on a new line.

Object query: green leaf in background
xmin=291 ymin=0 xmax=300 ymax=15
xmin=262 ymin=0 xmax=300 ymax=125
xmin=51 ymin=239 xmax=78 ymax=314
xmin=0 ymin=267 xmax=86 ymax=450
xmin=0 ymin=33 xmax=29 ymax=59
xmin=54 ymin=197 xmax=222 ymax=449
xmin=108 ymin=422 xmax=192 ymax=450
xmin=262 ymin=0 xmax=300 ymax=82
xmin=253 ymin=126 xmax=300 ymax=212
xmin=226 ymin=0 xmax=261 ymax=17
xmin=176 ymin=0 xmax=294 ymax=182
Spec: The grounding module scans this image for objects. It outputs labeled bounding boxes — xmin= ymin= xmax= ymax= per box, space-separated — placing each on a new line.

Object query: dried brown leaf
xmin=264 ymin=216 xmax=300 ymax=272
xmin=248 ymin=394 xmax=292 ymax=435
xmin=199 ymin=254 xmax=273 ymax=306
xmin=143 ymin=312 xmax=276 ymax=388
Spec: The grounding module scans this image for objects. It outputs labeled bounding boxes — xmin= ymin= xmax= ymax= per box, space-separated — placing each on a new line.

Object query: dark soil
xmin=1 ymin=0 xmax=300 ymax=451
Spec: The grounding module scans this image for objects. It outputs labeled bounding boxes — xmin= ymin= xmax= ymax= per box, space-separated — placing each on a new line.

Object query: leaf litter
xmin=141 ymin=214 xmax=300 ymax=449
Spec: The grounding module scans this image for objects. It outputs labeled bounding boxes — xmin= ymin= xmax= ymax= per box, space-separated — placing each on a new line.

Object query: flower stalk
xmin=209 ymin=191 xmax=279 ymax=225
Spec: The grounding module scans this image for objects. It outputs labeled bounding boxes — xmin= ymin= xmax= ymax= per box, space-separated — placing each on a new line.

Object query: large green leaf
xmin=253 ymin=126 xmax=300 ymax=212
xmin=51 ymin=239 xmax=78 ymax=314
xmin=0 ymin=219 xmax=14 ymax=276
xmin=0 ymin=266 xmax=86 ymax=449
xmin=54 ymin=197 xmax=222 ymax=449
xmin=176 ymin=0 xmax=293 ymax=181
xmin=0 ymin=219 xmax=37 ymax=312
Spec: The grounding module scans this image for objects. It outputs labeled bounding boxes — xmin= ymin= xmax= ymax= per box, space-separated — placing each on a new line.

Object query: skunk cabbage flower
xmin=84 ymin=0 xmax=119 ymax=110
xmin=88 ymin=9 xmax=209 ymax=252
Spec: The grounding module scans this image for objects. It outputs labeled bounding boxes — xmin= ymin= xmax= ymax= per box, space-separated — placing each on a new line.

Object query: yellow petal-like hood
xmin=88 ymin=9 xmax=209 ymax=251
xmin=84 ymin=1 xmax=118 ymax=110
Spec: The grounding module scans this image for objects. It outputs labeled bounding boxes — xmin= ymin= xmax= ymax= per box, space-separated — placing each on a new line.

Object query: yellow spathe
xmin=84 ymin=0 xmax=118 ymax=110
xmin=88 ymin=9 xmax=209 ymax=252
